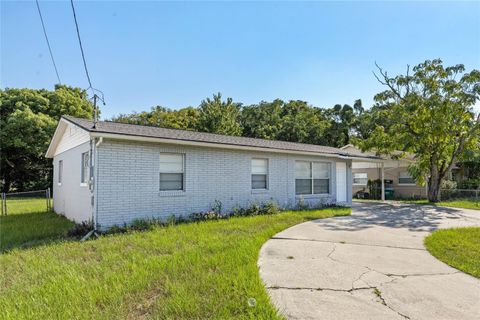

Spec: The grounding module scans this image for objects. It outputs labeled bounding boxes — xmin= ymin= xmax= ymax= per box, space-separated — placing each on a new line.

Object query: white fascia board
xmin=45 ymin=119 xmax=69 ymax=158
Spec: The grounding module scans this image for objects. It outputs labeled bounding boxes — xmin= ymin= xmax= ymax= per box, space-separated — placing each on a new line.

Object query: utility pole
xmin=93 ymin=94 xmax=98 ymax=129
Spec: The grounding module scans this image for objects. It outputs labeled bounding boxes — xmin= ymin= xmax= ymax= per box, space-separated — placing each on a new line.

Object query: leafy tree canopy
xmin=358 ymin=59 xmax=480 ymax=201
xmin=1 ymin=85 xmax=94 ymax=192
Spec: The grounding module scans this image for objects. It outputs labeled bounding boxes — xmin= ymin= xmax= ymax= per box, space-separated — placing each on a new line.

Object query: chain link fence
xmin=440 ymin=188 xmax=480 ymax=201
xmin=355 ymin=186 xmax=479 ymax=202
xmin=1 ymin=189 xmax=52 ymax=216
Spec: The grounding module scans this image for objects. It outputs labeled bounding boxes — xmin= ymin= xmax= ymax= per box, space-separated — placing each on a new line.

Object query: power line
xmin=69 ymin=0 xmax=93 ymax=94
xmin=35 ymin=0 xmax=61 ymax=84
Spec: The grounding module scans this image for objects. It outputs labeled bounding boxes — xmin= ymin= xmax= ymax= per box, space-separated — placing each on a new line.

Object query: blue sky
xmin=2 ymin=1 xmax=479 ymax=119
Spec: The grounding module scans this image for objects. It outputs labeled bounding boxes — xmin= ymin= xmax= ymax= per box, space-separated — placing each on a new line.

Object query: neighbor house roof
xmin=46 ymin=116 xmax=382 ymax=161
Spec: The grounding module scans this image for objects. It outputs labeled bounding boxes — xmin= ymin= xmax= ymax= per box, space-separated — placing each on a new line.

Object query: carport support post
xmin=381 ymin=162 xmax=385 ymax=201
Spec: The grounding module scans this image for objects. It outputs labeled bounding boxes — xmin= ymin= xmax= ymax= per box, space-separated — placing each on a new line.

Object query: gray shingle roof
xmin=63 ymin=116 xmax=380 ymax=160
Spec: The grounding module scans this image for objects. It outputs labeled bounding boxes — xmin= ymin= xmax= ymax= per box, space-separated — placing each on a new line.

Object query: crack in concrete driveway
xmin=258 ymin=202 xmax=480 ymax=320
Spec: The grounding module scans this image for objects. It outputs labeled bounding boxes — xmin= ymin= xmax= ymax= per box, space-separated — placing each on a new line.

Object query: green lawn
xmin=407 ymin=198 xmax=480 ymax=210
xmin=0 ymin=198 xmax=74 ymax=252
xmin=425 ymin=227 xmax=480 ymax=279
xmin=0 ymin=202 xmax=350 ymax=319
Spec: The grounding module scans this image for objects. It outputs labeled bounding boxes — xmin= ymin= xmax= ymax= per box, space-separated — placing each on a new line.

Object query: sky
xmin=1 ymin=1 xmax=479 ymax=119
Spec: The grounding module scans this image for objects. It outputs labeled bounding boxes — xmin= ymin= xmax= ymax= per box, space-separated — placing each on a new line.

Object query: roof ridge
xmin=62 ymin=115 xmax=345 ymax=153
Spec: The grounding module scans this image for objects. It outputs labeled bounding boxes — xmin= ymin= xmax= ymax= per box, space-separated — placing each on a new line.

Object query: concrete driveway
xmin=258 ymin=202 xmax=480 ymax=320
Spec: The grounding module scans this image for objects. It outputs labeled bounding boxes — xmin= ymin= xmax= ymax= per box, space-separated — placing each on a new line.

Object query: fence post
xmin=47 ymin=188 xmax=52 ymax=212
xmin=1 ymin=193 xmax=6 ymax=216
xmin=45 ymin=189 xmax=49 ymax=212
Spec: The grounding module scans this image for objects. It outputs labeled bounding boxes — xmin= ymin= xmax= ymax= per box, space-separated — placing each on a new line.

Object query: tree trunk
xmin=427 ymin=174 xmax=441 ymax=202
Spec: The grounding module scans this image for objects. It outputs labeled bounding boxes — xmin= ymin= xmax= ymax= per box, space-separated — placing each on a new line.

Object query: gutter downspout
xmin=81 ymin=136 xmax=103 ymax=241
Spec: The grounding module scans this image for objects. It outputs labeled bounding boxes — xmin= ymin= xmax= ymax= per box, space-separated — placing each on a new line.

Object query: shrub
xmin=107 ymin=224 xmax=128 ymax=234
xmin=190 ymin=211 xmax=224 ymax=221
xmin=368 ymin=179 xmax=382 ymax=200
xmin=245 ymin=203 xmax=261 ymax=216
xmin=231 ymin=205 xmax=247 ymax=217
xmin=458 ymin=179 xmax=480 ymax=190
xmin=261 ymin=201 xmax=280 ymax=215
xmin=295 ymin=197 xmax=309 ymax=210
xmin=67 ymin=220 xmax=94 ymax=238
xmin=441 ymin=179 xmax=457 ymax=190
xmin=130 ymin=218 xmax=162 ymax=231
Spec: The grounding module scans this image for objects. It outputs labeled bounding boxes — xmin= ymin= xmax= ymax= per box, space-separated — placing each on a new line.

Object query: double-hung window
xmin=295 ymin=161 xmax=330 ymax=195
xmin=399 ymin=171 xmax=415 ymax=185
xmin=251 ymin=158 xmax=268 ymax=189
xmin=353 ymin=173 xmax=368 ymax=185
xmin=159 ymin=153 xmax=184 ymax=191
xmin=81 ymin=152 xmax=89 ymax=185
xmin=58 ymin=160 xmax=63 ymax=185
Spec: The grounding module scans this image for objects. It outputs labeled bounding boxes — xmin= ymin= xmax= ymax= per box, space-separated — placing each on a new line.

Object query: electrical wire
xmin=69 ymin=0 xmax=94 ymax=94
xmin=35 ymin=0 xmax=61 ymax=84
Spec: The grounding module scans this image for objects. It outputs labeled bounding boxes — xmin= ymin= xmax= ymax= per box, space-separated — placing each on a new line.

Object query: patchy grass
xmin=0 ymin=203 xmax=350 ymax=319
xmin=425 ymin=227 xmax=480 ymax=279
xmin=354 ymin=198 xmax=480 ymax=210
xmin=408 ymin=198 xmax=480 ymax=210
xmin=0 ymin=198 xmax=74 ymax=252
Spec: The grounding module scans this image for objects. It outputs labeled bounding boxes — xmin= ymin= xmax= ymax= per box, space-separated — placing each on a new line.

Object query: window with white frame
xmin=353 ymin=172 xmax=368 ymax=185
xmin=58 ymin=160 xmax=63 ymax=184
xmin=252 ymin=158 xmax=268 ymax=189
xmin=295 ymin=161 xmax=330 ymax=195
xmin=159 ymin=153 xmax=184 ymax=191
xmin=399 ymin=171 xmax=415 ymax=184
xmin=81 ymin=152 xmax=89 ymax=184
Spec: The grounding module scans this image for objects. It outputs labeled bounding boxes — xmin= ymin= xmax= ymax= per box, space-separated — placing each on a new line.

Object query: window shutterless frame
xmin=159 ymin=153 xmax=185 ymax=191
xmin=58 ymin=160 xmax=63 ymax=185
xmin=398 ymin=171 xmax=415 ymax=185
xmin=80 ymin=152 xmax=89 ymax=185
xmin=353 ymin=172 xmax=368 ymax=185
xmin=251 ymin=158 xmax=268 ymax=190
xmin=295 ymin=161 xmax=330 ymax=195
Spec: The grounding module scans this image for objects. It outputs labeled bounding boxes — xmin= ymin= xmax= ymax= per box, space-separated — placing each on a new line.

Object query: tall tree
xmin=197 ymin=93 xmax=242 ymax=136
xmin=277 ymin=100 xmax=330 ymax=145
xmin=360 ymin=59 xmax=480 ymax=202
xmin=0 ymin=85 xmax=94 ymax=192
xmin=324 ymin=100 xmax=364 ymax=147
xmin=113 ymin=106 xmax=199 ymax=130
xmin=241 ymin=99 xmax=283 ymax=140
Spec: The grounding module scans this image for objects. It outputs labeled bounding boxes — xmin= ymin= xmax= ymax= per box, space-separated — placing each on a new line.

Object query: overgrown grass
xmin=425 ymin=227 xmax=480 ymax=278
xmin=0 ymin=203 xmax=350 ymax=319
xmin=0 ymin=198 xmax=74 ymax=252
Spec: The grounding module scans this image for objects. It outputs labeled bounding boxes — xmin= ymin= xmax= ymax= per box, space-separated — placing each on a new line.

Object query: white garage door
xmin=336 ymin=162 xmax=347 ymax=203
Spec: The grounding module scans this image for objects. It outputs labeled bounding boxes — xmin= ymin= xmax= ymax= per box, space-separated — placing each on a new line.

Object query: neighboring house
xmin=46 ymin=116 xmax=378 ymax=229
xmin=341 ymin=145 xmax=427 ymax=199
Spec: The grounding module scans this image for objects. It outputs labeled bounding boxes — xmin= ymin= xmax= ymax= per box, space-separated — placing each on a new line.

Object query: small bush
xmin=107 ymin=224 xmax=128 ymax=234
xmin=458 ymin=179 xmax=480 ymax=190
xmin=261 ymin=201 xmax=280 ymax=215
xmin=245 ymin=203 xmax=262 ymax=216
xmin=231 ymin=205 xmax=247 ymax=217
xmin=441 ymin=179 xmax=457 ymax=190
xmin=295 ymin=197 xmax=309 ymax=210
xmin=67 ymin=220 xmax=94 ymax=238
xmin=130 ymin=218 xmax=162 ymax=231
xmin=190 ymin=211 xmax=224 ymax=221
xmin=105 ymin=201 xmax=285 ymax=234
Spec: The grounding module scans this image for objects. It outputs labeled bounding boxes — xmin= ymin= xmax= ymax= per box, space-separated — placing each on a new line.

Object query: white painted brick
xmin=96 ymin=139 xmax=352 ymax=228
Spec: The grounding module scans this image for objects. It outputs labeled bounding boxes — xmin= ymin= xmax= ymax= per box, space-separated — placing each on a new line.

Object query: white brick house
xmin=46 ymin=116 xmax=378 ymax=229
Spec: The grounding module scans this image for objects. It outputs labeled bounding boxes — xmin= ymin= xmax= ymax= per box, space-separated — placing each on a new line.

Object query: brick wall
xmin=96 ymin=139 xmax=351 ymax=228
